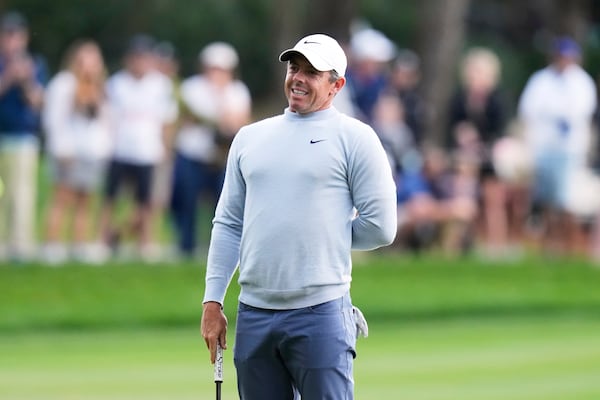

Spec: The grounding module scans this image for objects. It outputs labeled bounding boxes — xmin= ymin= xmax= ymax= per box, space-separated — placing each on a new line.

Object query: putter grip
xmin=214 ymin=343 xmax=224 ymax=382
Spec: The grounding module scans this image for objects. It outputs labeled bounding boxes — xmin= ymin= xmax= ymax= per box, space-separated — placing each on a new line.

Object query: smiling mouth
xmin=291 ymin=88 xmax=308 ymax=96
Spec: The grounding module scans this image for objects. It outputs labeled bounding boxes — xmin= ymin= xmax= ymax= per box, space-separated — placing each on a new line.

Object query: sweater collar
xmin=284 ymin=106 xmax=339 ymax=121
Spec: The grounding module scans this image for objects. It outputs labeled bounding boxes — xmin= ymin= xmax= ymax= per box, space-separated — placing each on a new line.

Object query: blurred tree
xmin=304 ymin=0 xmax=356 ymax=41
xmin=417 ymin=0 xmax=471 ymax=146
xmin=527 ymin=0 xmax=591 ymax=41
xmin=1 ymin=0 xmax=598 ymax=120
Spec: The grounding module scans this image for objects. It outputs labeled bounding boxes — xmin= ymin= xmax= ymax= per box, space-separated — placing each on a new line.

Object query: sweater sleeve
xmin=349 ymin=124 xmax=398 ymax=250
xmin=203 ymin=135 xmax=246 ymax=305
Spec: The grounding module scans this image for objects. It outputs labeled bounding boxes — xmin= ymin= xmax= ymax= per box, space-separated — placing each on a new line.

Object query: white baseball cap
xmin=279 ymin=34 xmax=347 ymax=77
xmin=200 ymin=42 xmax=239 ymax=70
xmin=350 ymin=28 xmax=396 ymax=63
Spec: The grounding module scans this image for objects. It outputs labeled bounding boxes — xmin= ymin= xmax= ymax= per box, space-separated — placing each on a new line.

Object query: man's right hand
xmin=201 ymin=301 xmax=228 ymax=364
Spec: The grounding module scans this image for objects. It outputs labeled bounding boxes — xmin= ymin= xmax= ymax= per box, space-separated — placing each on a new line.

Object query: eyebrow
xmin=288 ymin=61 xmax=320 ymax=74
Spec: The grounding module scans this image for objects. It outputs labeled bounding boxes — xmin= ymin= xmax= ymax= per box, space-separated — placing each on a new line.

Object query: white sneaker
xmin=74 ymin=242 xmax=111 ymax=265
xmin=40 ymin=243 xmax=69 ymax=266
xmin=139 ymin=243 xmax=165 ymax=263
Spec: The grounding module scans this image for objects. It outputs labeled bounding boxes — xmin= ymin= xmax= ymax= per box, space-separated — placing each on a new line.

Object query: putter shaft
xmin=216 ymin=381 xmax=222 ymax=400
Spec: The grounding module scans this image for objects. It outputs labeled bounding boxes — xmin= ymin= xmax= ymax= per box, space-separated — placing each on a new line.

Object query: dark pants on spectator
xmin=170 ymin=151 xmax=224 ymax=256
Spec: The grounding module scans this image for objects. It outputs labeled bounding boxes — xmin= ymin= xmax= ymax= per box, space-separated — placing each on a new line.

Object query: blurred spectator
xmin=100 ymin=34 xmax=177 ymax=261
xmin=518 ymin=36 xmax=597 ymax=256
xmin=371 ymin=90 xmax=417 ymax=177
xmin=447 ymin=47 xmax=524 ymax=258
xmin=170 ymin=41 xmax=251 ymax=258
xmin=390 ymin=49 xmax=427 ymax=146
xmin=331 ymin=35 xmax=357 ymax=117
xmin=41 ymin=40 xmax=112 ymax=264
xmin=448 ymin=48 xmax=506 ymax=156
xmin=148 ymin=40 xmax=181 ymax=250
xmin=0 ymin=11 xmax=47 ymax=262
xmin=395 ymin=146 xmax=478 ymax=255
xmin=345 ymin=28 xmax=395 ymax=123
xmin=153 ymin=41 xmax=179 ymax=81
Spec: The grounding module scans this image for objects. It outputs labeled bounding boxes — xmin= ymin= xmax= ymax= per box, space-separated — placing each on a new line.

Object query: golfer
xmin=201 ymin=33 xmax=397 ymax=399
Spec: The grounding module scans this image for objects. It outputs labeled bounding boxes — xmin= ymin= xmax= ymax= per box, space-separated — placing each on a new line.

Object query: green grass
xmin=1 ymin=252 xmax=600 ymax=332
xmin=356 ymin=317 xmax=600 ymax=400
xmin=2 ymin=253 xmax=600 ymax=398
xmin=0 ymin=261 xmax=205 ymax=331
xmin=1 ymin=317 xmax=599 ymax=399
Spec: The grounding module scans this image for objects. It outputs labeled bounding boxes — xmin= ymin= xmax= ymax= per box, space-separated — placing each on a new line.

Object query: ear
xmin=332 ymin=76 xmax=346 ymax=95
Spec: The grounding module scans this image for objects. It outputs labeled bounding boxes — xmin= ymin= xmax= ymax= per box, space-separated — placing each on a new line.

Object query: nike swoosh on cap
xmin=310 ymin=139 xmax=327 ymax=144
xmin=303 ymin=41 xmax=321 ymax=45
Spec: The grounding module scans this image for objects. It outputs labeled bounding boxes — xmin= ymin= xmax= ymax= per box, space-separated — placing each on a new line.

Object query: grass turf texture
xmin=1 ymin=253 xmax=600 ymax=399
xmin=1 ymin=253 xmax=600 ymax=332
xmin=2 ymin=318 xmax=600 ymax=399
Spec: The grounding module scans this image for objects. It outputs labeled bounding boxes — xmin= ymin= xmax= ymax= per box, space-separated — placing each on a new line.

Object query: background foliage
xmin=4 ymin=0 xmax=600 ymax=126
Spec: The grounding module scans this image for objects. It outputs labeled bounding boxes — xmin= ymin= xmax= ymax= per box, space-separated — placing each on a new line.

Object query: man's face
xmin=0 ymin=28 xmax=28 ymax=56
xmin=204 ymin=66 xmax=233 ymax=88
xmin=553 ymin=54 xmax=578 ymax=72
xmin=126 ymin=52 xmax=155 ymax=78
xmin=284 ymin=55 xmax=344 ymax=115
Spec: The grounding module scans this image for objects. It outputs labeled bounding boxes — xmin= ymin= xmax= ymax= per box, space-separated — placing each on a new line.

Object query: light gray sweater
xmin=203 ymin=106 xmax=397 ymax=310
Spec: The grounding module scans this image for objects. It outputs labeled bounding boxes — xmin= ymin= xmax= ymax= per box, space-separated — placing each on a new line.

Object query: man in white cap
xmin=171 ymin=41 xmax=252 ymax=258
xmin=201 ymin=34 xmax=397 ymax=399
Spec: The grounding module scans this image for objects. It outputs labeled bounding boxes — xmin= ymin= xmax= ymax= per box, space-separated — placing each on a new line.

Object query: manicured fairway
xmin=355 ymin=317 xmax=600 ymax=399
xmin=2 ymin=254 xmax=600 ymax=399
xmin=2 ymin=316 xmax=600 ymax=400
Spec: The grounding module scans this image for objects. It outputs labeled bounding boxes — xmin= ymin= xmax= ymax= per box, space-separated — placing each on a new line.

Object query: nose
xmin=291 ymin=69 xmax=308 ymax=82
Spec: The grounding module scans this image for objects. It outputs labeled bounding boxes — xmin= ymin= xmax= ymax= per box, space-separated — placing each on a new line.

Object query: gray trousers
xmin=234 ymin=293 xmax=356 ymax=400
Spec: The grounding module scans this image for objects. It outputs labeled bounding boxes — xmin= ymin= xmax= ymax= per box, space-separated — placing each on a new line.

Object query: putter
xmin=214 ymin=343 xmax=224 ymax=400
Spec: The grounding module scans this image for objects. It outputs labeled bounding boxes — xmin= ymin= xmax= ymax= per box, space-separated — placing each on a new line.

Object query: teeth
xmin=292 ymin=88 xmax=307 ymax=95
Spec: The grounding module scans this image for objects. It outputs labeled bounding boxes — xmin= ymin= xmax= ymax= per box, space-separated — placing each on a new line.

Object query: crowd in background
xmin=0 ymin=11 xmax=251 ymax=264
xmin=1 ymin=9 xmax=600 ymax=265
xmin=340 ymin=28 xmax=600 ymax=263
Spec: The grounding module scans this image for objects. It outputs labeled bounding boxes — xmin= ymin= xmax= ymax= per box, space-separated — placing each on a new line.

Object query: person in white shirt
xmin=100 ymin=34 xmax=176 ymax=259
xmin=41 ymin=40 xmax=112 ymax=264
xmin=518 ymin=36 xmax=597 ymax=255
xmin=170 ymin=41 xmax=251 ymax=258
xmin=200 ymin=34 xmax=397 ymax=400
